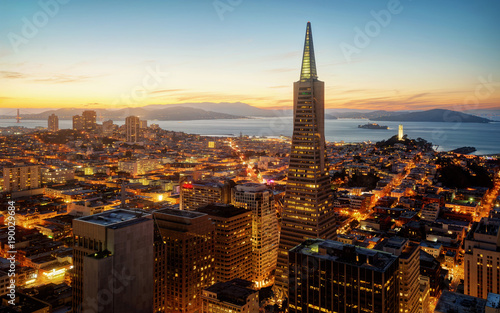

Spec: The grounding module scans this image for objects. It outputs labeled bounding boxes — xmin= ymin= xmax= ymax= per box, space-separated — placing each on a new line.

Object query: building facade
xmin=276 ymin=22 xmax=336 ymax=295
xmin=180 ymin=180 xmax=232 ymax=211
xmin=82 ymin=110 xmax=97 ymax=132
xmin=464 ymin=217 xmax=500 ymax=299
xmin=125 ymin=115 xmax=141 ymax=143
xmin=3 ymin=164 xmax=41 ymax=192
xmin=48 ymin=114 xmax=59 ymax=132
xmin=233 ymin=183 xmax=279 ymax=288
xmin=153 ymin=208 xmax=215 ymax=313
xmin=196 ymin=203 xmax=252 ymax=283
xmin=72 ymin=209 xmax=154 ymax=313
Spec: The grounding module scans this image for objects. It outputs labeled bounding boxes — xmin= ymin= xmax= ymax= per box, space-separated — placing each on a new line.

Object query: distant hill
xmin=13 ymin=106 xmax=243 ymax=121
xmin=143 ymin=102 xmax=286 ymax=117
xmin=332 ymin=110 xmax=408 ymax=119
xmin=371 ymin=109 xmax=491 ymax=123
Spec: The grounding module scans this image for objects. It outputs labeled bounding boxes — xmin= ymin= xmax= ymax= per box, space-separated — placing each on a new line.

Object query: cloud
xmin=32 ymin=74 xmax=95 ymax=83
xmin=0 ymin=71 xmax=25 ymax=79
xmin=149 ymin=89 xmax=186 ymax=94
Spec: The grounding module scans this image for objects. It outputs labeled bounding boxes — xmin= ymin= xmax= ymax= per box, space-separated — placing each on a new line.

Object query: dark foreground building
xmin=288 ymin=239 xmax=399 ymax=313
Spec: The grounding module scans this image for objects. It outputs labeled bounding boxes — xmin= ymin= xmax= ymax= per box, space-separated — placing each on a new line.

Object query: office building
xmin=464 ymin=217 xmax=500 ymax=299
xmin=48 ymin=113 xmax=59 ymax=132
xmin=180 ymin=180 xmax=232 ymax=211
xmin=125 ymin=115 xmax=141 ymax=143
xmin=196 ymin=204 xmax=252 ymax=283
xmin=153 ymin=208 xmax=215 ymax=313
xmin=233 ymin=183 xmax=279 ymax=288
xmin=288 ymin=239 xmax=399 ymax=313
xmin=72 ymin=209 xmax=154 ymax=313
xmin=276 ymin=22 xmax=336 ymax=295
xmin=377 ymin=237 xmax=421 ymax=313
xmin=3 ymin=164 xmax=41 ymax=192
xmin=73 ymin=115 xmax=84 ymax=131
xmin=202 ymin=279 xmax=259 ymax=313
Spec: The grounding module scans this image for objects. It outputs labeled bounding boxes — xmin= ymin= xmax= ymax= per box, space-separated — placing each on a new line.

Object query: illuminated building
xmin=73 ymin=115 xmax=83 ymax=131
xmin=464 ymin=217 xmax=500 ymax=299
xmin=140 ymin=119 xmax=148 ymax=129
xmin=3 ymin=164 xmax=41 ymax=192
xmin=41 ymin=167 xmax=75 ymax=184
xmin=72 ymin=209 xmax=154 ymax=313
xmin=48 ymin=113 xmax=59 ymax=132
xmin=153 ymin=208 xmax=215 ymax=313
xmin=196 ymin=204 xmax=252 ymax=283
xmin=202 ymin=279 xmax=259 ymax=313
xmin=288 ymin=239 xmax=399 ymax=313
xmin=233 ymin=183 xmax=278 ymax=288
xmin=276 ymin=22 xmax=336 ymax=295
xmin=398 ymin=124 xmax=404 ymax=141
xmin=82 ymin=110 xmax=97 ymax=132
xmin=125 ymin=115 xmax=141 ymax=143
xmin=377 ymin=237 xmax=421 ymax=313
xmin=180 ymin=180 xmax=232 ymax=211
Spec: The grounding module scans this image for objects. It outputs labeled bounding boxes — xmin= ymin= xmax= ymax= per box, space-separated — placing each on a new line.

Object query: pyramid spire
xmin=300 ymin=22 xmax=318 ymax=82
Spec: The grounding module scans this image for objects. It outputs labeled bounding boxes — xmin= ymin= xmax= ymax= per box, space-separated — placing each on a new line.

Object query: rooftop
xmin=487 ymin=292 xmax=500 ymax=309
xmin=291 ymin=239 xmax=398 ymax=272
xmin=435 ymin=291 xmax=486 ymax=313
xmin=204 ymin=279 xmax=256 ymax=306
xmin=77 ymin=209 xmax=149 ymax=228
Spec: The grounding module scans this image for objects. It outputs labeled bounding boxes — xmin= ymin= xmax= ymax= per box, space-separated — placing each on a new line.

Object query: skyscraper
xmin=125 ymin=115 xmax=140 ymax=142
xmin=276 ymin=22 xmax=336 ymax=295
xmin=82 ymin=110 xmax=97 ymax=132
xmin=153 ymin=208 xmax=215 ymax=313
xmin=398 ymin=124 xmax=404 ymax=141
xmin=48 ymin=113 xmax=59 ymax=132
xmin=233 ymin=183 xmax=279 ymax=288
xmin=73 ymin=115 xmax=84 ymax=131
xmin=72 ymin=209 xmax=154 ymax=313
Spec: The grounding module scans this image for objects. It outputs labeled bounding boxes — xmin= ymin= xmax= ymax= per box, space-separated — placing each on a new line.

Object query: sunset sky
xmin=0 ymin=0 xmax=499 ymax=112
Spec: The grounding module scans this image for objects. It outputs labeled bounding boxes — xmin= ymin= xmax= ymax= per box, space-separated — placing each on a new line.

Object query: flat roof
xmin=435 ymin=291 xmax=486 ymax=313
xmin=77 ymin=209 xmax=149 ymax=228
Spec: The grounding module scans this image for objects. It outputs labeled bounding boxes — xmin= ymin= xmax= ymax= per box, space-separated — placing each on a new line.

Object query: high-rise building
xmin=153 ymin=208 xmax=215 ymax=313
xmin=233 ymin=183 xmax=279 ymax=288
xmin=196 ymin=204 xmax=252 ymax=283
xmin=3 ymin=164 xmax=41 ymax=192
xmin=180 ymin=180 xmax=232 ymax=211
xmin=202 ymin=279 xmax=259 ymax=313
xmin=73 ymin=115 xmax=84 ymax=131
xmin=398 ymin=124 xmax=404 ymax=141
xmin=48 ymin=113 xmax=59 ymax=132
xmin=464 ymin=217 xmax=500 ymax=299
xmin=72 ymin=209 xmax=154 ymax=313
xmin=82 ymin=110 xmax=97 ymax=132
xmin=377 ymin=237 xmax=421 ymax=313
xmin=276 ymin=22 xmax=336 ymax=295
xmin=125 ymin=115 xmax=141 ymax=142
xmin=102 ymin=120 xmax=114 ymax=135
xmin=288 ymin=239 xmax=399 ymax=313
xmin=140 ymin=119 xmax=148 ymax=129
